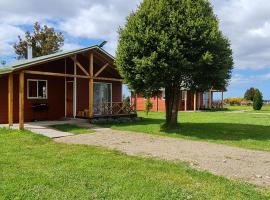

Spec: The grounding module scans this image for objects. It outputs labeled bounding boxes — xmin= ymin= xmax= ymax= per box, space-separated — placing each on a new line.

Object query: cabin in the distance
xmin=131 ymin=89 xmax=224 ymax=112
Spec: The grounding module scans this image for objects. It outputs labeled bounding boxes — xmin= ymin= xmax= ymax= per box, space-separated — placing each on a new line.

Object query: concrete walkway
xmin=0 ymin=119 xmax=91 ymax=138
xmin=55 ymin=127 xmax=270 ymax=187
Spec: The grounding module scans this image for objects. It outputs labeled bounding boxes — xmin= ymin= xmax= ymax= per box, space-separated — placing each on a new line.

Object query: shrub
xmin=145 ymin=97 xmax=153 ymax=115
xmin=253 ymin=90 xmax=263 ymax=110
xmin=224 ymin=98 xmax=242 ymax=106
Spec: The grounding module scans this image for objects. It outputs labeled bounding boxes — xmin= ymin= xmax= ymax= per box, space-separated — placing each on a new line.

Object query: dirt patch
xmin=55 ymin=127 xmax=270 ymax=187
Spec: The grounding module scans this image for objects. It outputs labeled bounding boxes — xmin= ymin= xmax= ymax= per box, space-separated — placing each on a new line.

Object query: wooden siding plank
xmin=19 ymin=71 xmax=24 ymax=129
xmin=8 ymin=73 xmax=13 ymax=126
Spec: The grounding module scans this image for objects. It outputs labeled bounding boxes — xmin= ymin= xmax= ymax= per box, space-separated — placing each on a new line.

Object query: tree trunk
xmin=165 ymin=86 xmax=180 ymax=127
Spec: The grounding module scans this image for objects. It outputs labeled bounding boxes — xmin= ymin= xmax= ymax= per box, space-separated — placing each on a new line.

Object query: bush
xmin=145 ymin=97 xmax=153 ymax=115
xmin=253 ymin=90 xmax=263 ymax=110
xmin=224 ymin=98 xmax=242 ymax=106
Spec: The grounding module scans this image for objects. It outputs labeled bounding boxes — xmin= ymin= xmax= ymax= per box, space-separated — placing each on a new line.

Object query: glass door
xmin=94 ymin=82 xmax=112 ymax=115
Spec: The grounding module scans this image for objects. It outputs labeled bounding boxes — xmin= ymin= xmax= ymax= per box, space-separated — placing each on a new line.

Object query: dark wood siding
xmin=0 ymin=75 xmax=8 ymax=123
xmin=0 ymin=51 xmax=122 ymax=124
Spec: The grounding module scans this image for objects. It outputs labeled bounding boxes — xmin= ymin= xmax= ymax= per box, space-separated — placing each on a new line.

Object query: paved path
xmin=0 ymin=120 xmax=78 ymax=138
xmin=55 ymin=128 xmax=270 ymax=187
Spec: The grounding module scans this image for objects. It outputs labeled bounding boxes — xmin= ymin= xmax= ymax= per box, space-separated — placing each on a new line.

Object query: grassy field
xmin=104 ymin=108 xmax=270 ymax=151
xmin=225 ymin=105 xmax=270 ymax=112
xmin=50 ymin=124 xmax=95 ymax=135
xmin=1 ymin=128 xmax=270 ymax=199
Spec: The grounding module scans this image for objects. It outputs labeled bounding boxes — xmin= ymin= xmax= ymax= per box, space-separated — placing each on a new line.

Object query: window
xmin=162 ymin=89 xmax=165 ymax=100
xmin=203 ymin=92 xmax=209 ymax=108
xmin=27 ymin=80 xmax=48 ymax=99
xmin=182 ymin=91 xmax=187 ymax=100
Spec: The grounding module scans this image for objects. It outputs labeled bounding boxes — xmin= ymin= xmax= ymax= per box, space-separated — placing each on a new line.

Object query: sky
xmin=0 ymin=0 xmax=270 ymax=99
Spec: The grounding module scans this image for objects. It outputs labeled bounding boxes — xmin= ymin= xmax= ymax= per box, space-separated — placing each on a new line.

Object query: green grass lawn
xmin=103 ymin=110 xmax=270 ymax=151
xmin=224 ymin=105 xmax=270 ymax=112
xmin=50 ymin=124 xmax=95 ymax=135
xmin=1 ymin=128 xmax=270 ymax=199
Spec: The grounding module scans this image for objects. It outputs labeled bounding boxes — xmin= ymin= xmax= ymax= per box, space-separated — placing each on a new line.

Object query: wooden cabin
xmin=0 ymin=45 xmax=135 ymax=129
xmin=132 ymin=89 xmax=224 ymax=112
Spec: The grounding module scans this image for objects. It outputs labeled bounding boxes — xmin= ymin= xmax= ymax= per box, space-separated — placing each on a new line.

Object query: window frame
xmin=27 ymin=79 xmax=48 ymax=100
xmin=181 ymin=91 xmax=187 ymax=101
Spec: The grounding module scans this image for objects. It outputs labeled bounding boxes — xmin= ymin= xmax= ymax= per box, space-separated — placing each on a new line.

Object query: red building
xmin=132 ymin=89 xmax=224 ymax=112
xmin=0 ymin=45 xmax=135 ymax=129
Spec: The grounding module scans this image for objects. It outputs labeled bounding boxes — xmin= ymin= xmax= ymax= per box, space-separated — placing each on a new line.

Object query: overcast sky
xmin=0 ymin=0 xmax=270 ymax=99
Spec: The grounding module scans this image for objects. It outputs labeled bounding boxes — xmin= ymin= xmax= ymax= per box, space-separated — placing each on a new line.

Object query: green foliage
xmin=253 ymin=90 xmax=263 ymax=111
xmin=116 ymin=0 xmax=233 ymax=94
xmin=13 ymin=22 xmax=64 ymax=59
xmin=116 ymin=0 xmax=233 ymax=125
xmin=145 ymin=97 xmax=153 ymax=115
xmin=244 ymin=87 xmax=257 ymax=101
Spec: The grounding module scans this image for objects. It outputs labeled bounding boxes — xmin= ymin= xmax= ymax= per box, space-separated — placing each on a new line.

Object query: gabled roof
xmin=0 ymin=45 xmax=115 ymax=75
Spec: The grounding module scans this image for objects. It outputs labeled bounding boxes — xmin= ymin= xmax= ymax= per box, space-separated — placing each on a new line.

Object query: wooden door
xmin=66 ymin=82 xmax=73 ymax=117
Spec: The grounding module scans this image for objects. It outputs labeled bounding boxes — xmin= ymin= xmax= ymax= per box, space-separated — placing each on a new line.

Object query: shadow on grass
xmin=101 ymin=117 xmax=270 ymax=142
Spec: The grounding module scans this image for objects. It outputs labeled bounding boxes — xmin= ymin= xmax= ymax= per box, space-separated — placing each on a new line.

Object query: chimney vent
xmin=27 ymin=44 xmax=33 ymax=59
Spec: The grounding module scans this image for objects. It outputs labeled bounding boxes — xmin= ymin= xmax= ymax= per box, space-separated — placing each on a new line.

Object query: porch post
xmin=221 ymin=90 xmax=224 ymax=108
xmin=89 ymin=53 xmax=94 ymax=118
xmin=135 ymin=94 xmax=138 ymax=112
xmin=156 ymin=95 xmax=159 ymax=112
xmin=19 ymin=71 xmax=24 ymax=129
xmin=8 ymin=73 xmax=13 ymax=127
xmin=208 ymin=90 xmax=212 ymax=109
xmin=193 ymin=92 xmax=197 ymax=112
xmin=184 ymin=91 xmax=187 ymax=111
xmin=73 ymin=56 xmax=77 ymax=118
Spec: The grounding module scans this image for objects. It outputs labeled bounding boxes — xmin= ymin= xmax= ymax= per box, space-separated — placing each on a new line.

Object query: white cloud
xmin=0 ymin=0 xmax=140 ymax=56
xmin=212 ymin=0 xmax=270 ymax=69
xmin=230 ymin=73 xmax=270 ymax=85
xmin=0 ymin=24 xmax=24 ymax=56
xmin=1 ymin=0 xmax=270 ymax=71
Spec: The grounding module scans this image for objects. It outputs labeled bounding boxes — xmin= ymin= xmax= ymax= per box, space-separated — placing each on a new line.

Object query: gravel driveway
xmin=55 ymin=127 xmax=270 ymax=187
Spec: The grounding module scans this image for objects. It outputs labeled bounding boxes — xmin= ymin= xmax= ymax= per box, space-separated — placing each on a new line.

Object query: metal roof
xmin=0 ymin=45 xmax=115 ymax=75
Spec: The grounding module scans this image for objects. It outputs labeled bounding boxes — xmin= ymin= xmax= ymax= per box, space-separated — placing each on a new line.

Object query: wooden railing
xmin=77 ymin=102 xmax=136 ymax=118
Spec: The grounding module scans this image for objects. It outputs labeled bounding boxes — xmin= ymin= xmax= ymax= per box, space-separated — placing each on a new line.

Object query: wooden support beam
xmin=24 ymin=70 xmax=89 ymax=79
xmin=71 ymin=57 xmax=90 ymax=76
xmin=193 ymin=92 xmax=197 ymax=112
xmin=135 ymin=94 xmax=138 ymax=112
xmin=8 ymin=73 xmax=13 ymax=127
xmin=208 ymin=90 xmax=212 ymax=109
xmin=93 ymin=77 xmax=123 ymax=82
xmin=19 ymin=71 xmax=24 ymax=129
xmin=24 ymin=70 xmax=123 ymax=82
xmin=184 ymin=91 xmax=187 ymax=111
xmin=221 ymin=91 xmax=224 ymax=108
xmin=89 ymin=53 xmax=94 ymax=118
xmin=94 ymin=63 xmax=109 ymax=77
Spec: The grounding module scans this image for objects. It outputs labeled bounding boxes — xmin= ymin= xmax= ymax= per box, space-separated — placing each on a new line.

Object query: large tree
xmin=116 ymin=0 xmax=233 ymax=127
xmin=13 ymin=22 xmax=64 ymax=59
xmin=244 ymin=87 xmax=257 ymax=101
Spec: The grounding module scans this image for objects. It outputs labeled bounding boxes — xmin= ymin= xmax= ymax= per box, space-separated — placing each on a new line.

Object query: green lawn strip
xmin=50 ymin=124 xmax=95 ymax=135
xmin=0 ymin=128 xmax=269 ymax=199
xmin=106 ymin=111 xmax=270 ymax=152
